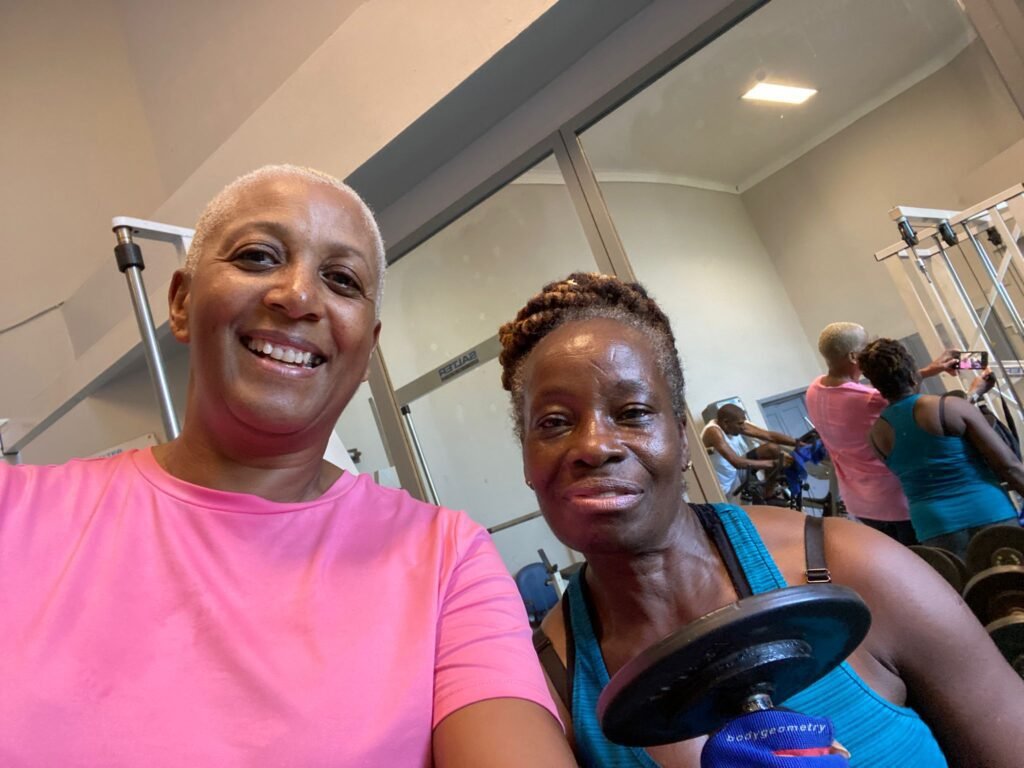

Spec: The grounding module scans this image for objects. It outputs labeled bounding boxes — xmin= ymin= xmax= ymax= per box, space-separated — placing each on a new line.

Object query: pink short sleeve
xmin=867 ymin=388 xmax=889 ymax=417
xmin=432 ymin=519 xmax=561 ymax=729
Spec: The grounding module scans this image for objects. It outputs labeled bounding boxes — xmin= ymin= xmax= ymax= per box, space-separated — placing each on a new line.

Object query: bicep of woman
xmin=433 ymin=698 xmax=575 ymax=767
xmin=861 ymin=538 xmax=1024 ymax=766
xmin=431 ymin=527 xmax=571 ymax=763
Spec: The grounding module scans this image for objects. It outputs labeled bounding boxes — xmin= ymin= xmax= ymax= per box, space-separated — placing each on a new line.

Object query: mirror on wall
xmin=376 ymin=153 xmax=598 ymax=574
xmin=576 ymin=0 xmax=1024 ymax=505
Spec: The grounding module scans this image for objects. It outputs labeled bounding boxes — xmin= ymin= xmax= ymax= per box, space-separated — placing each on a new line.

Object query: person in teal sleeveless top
xmin=497 ymin=273 xmax=1024 ymax=768
xmin=859 ymin=339 xmax=1022 ymax=558
xmin=564 ymin=505 xmax=945 ymax=768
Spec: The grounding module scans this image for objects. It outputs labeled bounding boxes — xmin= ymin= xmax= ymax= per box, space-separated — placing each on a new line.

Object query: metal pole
xmin=487 ymin=510 xmax=543 ymax=534
xmin=113 ymin=226 xmax=180 ymax=440
xmin=400 ymin=404 xmax=440 ymax=505
xmin=937 ymin=244 xmax=1024 ymax=411
xmin=960 ymin=222 xmax=1024 ymax=342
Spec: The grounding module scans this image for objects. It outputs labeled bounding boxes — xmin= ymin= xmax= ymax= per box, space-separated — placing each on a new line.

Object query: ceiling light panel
xmin=741 ymin=82 xmax=817 ymax=104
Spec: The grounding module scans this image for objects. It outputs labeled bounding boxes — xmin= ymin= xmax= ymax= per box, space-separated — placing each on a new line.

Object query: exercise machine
xmin=875 ymin=183 xmax=1024 ymax=425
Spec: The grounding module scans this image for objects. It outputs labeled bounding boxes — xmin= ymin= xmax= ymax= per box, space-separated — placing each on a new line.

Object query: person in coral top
xmin=0 ymin=165 xmax=573 ymax=767
xmin=806 ymin=322 xmax=956 ymax=544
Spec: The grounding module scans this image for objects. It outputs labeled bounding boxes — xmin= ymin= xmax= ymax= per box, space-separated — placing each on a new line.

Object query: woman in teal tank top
xmin=859 ymin=339 xmax=1022 ymax=557
xmin=497 ymin=273 xmax=1024 ymax=767
xmin=562 ymin=506 xmax=945 ymax=768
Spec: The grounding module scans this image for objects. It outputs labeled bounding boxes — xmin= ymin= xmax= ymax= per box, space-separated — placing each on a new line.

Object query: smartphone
xmin=954 ymin=350 xmax=988 ymax=370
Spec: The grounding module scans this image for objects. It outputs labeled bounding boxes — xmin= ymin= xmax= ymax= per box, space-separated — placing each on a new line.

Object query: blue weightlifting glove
xmin=701 ymin=709 xmax=849 ymax=767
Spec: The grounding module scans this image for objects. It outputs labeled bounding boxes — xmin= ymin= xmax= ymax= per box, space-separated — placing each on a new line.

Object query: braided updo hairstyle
xmin=498 ymin=272 xmax=686 ymax=439
xmin=857 ymin=338 xmax=920 ymax=402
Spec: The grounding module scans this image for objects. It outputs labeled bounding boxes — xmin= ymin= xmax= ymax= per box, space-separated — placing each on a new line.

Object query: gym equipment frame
xmin=875 ymin=183 xmax=1024 ymax=424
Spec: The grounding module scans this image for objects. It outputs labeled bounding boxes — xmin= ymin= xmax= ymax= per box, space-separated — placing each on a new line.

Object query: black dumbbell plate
xmin=597 ymin=585 xmax=871 ymax=747
xmin=963 ymin=565 xmax=1024 ymax=625
xmin=967 ymin=526 xmax=1024 ymax=576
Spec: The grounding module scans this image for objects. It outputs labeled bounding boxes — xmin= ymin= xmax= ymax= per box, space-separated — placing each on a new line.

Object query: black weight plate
xmin=910 ymin=546 xmax=964 ymax=592
xmin=933 ymin=546 xmax=970 ymax=589
xmin=967 ymin=525 xmax=1024 ymax=576
xmin=597 ymin=585 xmax=871 ymax=747
xmin=987 ymin=614 xmax=1024 ymax=676
xmin=963 ymin=566 xmax=1024 ymax=625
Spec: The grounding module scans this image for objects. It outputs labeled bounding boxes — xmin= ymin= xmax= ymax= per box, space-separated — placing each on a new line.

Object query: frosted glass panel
xmin=403 ymin=356 xmax=579 ymax=575
xmin=375 ymin=154 xmax=594 ymax=575
xmin=379 ymin=154 xmax=594 ymax=388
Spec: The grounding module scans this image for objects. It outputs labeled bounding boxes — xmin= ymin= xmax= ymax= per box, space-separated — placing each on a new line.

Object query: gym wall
xmin=599 ymin=181 xmax=823 ymax=420
xmin=743 ymin=39 xmax=1024 ymax=347
xmin=19 ymin=345 xmax=189 ymax=466
xmin=0 ymin=0 xmax=165 ymax=411
xmin=1 ymin=0 xmax=561 ymax=463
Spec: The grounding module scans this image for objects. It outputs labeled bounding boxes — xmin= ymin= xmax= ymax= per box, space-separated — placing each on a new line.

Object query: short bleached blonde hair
xmin=184 ymin=164 xmax=386 ymax=314
xmin=818 ymin=322 xmax=866 ymax=364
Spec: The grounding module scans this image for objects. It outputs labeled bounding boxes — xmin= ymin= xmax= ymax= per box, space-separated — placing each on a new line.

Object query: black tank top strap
xmin=690 ymin=503 xmax=754 ymax=599
xmin=561 ymin=586 xmax=576 ymax=709
xmin=532 ymin=573 xmax=579 ymax=714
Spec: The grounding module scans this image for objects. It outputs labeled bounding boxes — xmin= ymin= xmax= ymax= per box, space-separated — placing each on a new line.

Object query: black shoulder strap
xmin=562 ymin=584 xmax=575 ymax=711
xmin=531 ymin=587 xmax=575 ymax=714
xmin=532 ymin=626 xmax=568 ymax=709
xmin=691 ymin=503 xmax=754 ymax=599
xmin=804 ymin=514 xmax=831 ymax=584
xmin=939 ymin=392 xmax=954 ymax=436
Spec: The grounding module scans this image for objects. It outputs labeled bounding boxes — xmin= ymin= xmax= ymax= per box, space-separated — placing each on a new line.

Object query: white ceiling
xmin=111 ymin=0 xmax=369 ymax=192
xmin=579 ymin=0 xmax=977 ymax=192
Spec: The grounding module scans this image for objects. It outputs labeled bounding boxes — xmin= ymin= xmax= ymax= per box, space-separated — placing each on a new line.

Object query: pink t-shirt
xmin=805 ymin=376 xmax=910 ymax=522
xmin=0 ymin=449 xmax=557 ymax=766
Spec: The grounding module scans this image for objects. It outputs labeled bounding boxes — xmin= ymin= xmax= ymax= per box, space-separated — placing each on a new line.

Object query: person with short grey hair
xmin=806 ymin=322 xmax=955 ymax=543
xmin=0 ymin=165 xmax=575 ymax=766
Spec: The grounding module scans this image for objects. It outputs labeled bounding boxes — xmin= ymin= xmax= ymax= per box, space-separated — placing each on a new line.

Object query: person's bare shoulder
xmin=741 ymin=505 xmax=809 ymax=584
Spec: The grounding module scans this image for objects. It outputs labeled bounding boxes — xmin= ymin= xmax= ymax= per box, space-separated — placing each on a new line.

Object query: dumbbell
xmin=964 ymin=526 xmax=1024 ymax=677
xmin=909 ymin=545 xmax=968 ymax=593
xmin=597 ymin=585 xmax=871 ymax=746
xmin=966 ymin=525 xmax=1024 ymax=575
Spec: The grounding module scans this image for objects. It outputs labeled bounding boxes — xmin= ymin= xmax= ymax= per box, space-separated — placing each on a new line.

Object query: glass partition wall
xmin=339 ymin=0 xmax=1024 ymax=571
xmin=376 ymin=153 xmax=600 ymax=574
xmin=577 ymin=0 xmax=1024 ymax=503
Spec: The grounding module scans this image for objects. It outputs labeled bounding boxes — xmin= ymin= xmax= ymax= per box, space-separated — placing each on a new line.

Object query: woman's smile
xmin=241 ymin=336 xmax=325 ymax=369
xmin=563 ymin=477 xmax=645 ymax=513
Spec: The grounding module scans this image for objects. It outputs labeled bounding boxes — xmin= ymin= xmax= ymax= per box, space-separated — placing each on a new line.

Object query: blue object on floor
xmin=515 ymin=562 xmax=558 ymax=626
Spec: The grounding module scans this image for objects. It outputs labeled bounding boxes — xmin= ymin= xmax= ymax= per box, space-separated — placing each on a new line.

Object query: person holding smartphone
xmin=806 ymin=323 xmax=958 ymax=544
xmin=859 ymin=338 xmax=1022 ymax=558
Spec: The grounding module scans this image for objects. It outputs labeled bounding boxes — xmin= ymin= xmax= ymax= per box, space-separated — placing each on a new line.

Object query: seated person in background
xmin=701 ymin=403 xmax=797 ymax=501
xmin=0 ymin=165 xmax=573 ymax=767
xmin=859 ymin=338 xmax=1022 ymax=559
xmin=807 ymin=322 xmax=956 ymax=545
xmin=499 ymin=273 xmax=1024 ymax=767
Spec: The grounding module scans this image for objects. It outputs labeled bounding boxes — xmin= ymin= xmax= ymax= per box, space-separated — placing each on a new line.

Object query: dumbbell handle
xmin=740 ymin=692 xmax=775 ymax=714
